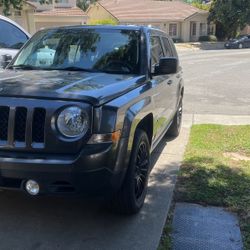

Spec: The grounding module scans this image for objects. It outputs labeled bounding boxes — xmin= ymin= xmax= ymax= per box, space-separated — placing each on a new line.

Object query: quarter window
xmin=0 ymin=20 xmax=28 ymax=49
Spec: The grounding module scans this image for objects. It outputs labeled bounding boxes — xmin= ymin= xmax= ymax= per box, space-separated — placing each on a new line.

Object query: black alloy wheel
xmin=112 ymin=129 xmax=150 ymax=214
xmin=167 ymin=97 xmax=183 ymax=137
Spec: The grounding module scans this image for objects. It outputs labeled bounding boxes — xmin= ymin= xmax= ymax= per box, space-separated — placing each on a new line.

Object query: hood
xmin=0 ymin=69 xmax=146 ymax=106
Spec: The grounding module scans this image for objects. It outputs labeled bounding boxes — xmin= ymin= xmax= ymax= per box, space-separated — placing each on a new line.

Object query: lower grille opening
xmin=0 ymin=177 xmax=22 ymax=189
xmin=49 ymin=181 xmax=75 ymax=193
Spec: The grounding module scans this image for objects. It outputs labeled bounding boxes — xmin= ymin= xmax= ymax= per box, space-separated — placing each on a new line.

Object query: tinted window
xmin=150 ymin=36 xmax=164 ymax=71
xmin=12 ymin=28 xmax=140 ymax=74
xmin=161 ymin=37 xmax=173 ymax=57
xmin=0 ymin=20 xmax=28 ymax=49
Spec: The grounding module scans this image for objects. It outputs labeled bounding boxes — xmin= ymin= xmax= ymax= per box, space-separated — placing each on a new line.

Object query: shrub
xmin=172 ymin=38 xmax=183 ymax=43
xmin=199 ymin=35 xmax=218 ymax=42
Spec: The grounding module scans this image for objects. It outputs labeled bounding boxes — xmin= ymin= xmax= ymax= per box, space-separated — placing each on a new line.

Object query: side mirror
xmin=1 ymin=54 xmax=13 ymax=68
xmin=155 ymin=57 xmax=178 ymax=75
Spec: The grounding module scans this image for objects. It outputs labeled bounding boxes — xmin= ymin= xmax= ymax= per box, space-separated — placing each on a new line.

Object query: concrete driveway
xmin=0 ymin=129 xmax=190 ymax=250
xmin=1 ymin=49 xmax=250 ymax=250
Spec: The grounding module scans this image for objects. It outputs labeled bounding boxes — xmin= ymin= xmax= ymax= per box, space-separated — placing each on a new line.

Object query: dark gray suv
xmin=0 ymin=25 xmax=184 ymax=214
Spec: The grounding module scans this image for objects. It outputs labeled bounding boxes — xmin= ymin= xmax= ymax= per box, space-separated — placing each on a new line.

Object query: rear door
xmin=0 ymin=19 xmax=29 ymax=67
xmin=150 ymin=35 xmax=173 ymax=141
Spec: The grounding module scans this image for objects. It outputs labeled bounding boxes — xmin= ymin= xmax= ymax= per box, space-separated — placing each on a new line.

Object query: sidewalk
xmin=183 ymin=113 xmax=250 ymax=127
xmin=157 ymin=113 xmax=250 ymax=249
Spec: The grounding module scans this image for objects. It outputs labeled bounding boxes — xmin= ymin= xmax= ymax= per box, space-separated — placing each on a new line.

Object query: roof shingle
xmin=34 ymin=7 xmax=87 ymax=17
xmin=99 ymin=0 xmax=207 ymax=22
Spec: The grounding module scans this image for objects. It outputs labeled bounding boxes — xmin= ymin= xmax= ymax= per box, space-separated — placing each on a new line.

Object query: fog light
xmin=25 ymin=180 xmax=40 ymax=196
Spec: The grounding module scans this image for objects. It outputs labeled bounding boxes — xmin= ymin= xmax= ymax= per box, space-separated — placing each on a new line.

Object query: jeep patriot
xmin=0 ymin=25 xmax=184 ymax=214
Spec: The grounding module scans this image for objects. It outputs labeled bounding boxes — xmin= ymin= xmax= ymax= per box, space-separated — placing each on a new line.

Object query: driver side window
xmin=150 ymin=36 xmax=164 ymax=73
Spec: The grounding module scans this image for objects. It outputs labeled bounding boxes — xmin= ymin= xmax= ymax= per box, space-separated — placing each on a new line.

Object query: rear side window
xmin=0 ymin=19 xmax=28 ymax=49
xmin=150 ymin=36 xmax=164 ymax=71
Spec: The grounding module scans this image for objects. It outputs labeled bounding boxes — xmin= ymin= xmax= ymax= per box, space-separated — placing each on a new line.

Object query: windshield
xmin=11 ymin=28 xmax=140 ymax=74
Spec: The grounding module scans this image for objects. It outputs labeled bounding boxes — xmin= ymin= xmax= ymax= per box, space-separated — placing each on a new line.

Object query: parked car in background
xmin=0 ymin=15 xmax=30 ymax=68
xmin=224 ymin=35 xmax=250 ymax=49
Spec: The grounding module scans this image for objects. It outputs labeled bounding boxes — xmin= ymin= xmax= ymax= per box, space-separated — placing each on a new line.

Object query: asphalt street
xmin=0 ymin=48 xmax=250 ymax=250
xmin=179 ymin=48 xmax=250 ymax=115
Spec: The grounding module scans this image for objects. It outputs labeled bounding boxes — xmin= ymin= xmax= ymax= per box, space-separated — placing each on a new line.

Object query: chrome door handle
xmin=167 ymin=80 xmax=173 ymax=85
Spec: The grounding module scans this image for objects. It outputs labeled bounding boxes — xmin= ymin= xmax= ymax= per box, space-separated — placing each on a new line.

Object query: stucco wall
xmin=87 ymin=4 xmax=210 ymax=42
xmin=87 ymin=3 xmax=117 ymax=23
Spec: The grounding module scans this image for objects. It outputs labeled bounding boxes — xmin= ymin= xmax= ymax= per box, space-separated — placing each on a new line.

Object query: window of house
xmin=199 ymin=23 xmax=206 ymax=36
xmin=14 ymin=11 xmax=22 ymax=17
xmin=57 ymin=0 xmax=69 ymax=3
xmin=150 ymin=36 xmax=164 ymax=72
xmin=169 ymin=23 xmax=177 ymax=37
xmin=192 ymin=22 xmax=197 ymax=36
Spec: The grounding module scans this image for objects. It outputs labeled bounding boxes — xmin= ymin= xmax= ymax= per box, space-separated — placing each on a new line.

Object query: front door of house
xmin=190 ymin=22 xmax=197 ymax=41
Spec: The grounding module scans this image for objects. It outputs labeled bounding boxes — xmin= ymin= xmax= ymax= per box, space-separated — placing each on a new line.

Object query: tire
xmin=167 ymin=97 xmax=183 ymax=137
xmin=111 ymin=129 xmax=150 ymax=214
xmin=238 ymin=43 xmax=243 ymax=49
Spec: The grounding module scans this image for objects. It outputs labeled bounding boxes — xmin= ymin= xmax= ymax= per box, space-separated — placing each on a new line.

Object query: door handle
xmin=167 ymin=80 xmax=173 ymax=85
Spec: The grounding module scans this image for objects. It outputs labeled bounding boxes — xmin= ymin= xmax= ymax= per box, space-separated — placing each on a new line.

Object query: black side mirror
xmin=2 ymin=54 xmax=12 ymax=68
xmin=155 ymin=57 xmax=178 ymax=75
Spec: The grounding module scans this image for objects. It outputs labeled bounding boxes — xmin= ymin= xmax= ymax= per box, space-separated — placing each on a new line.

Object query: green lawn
xmin=175 ymin=125 xmax=250 ymax=249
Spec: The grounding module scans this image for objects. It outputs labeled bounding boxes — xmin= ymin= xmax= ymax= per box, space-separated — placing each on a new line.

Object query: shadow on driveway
xmin=0 ymin=134 xmax=180 ymax=250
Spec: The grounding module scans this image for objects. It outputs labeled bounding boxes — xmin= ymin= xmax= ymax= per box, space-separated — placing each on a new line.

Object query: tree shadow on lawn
xmin=174 ymin=156 xmax=250 ymax=248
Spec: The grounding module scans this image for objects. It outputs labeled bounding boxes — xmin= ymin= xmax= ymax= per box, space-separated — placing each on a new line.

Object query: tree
xmin=77 ymin=0 xmax=98 ymax=11
xmin=0 ymin=0 xmax=23 ymax=15
xmin=209 ymin=0 xmax=250 ymax=39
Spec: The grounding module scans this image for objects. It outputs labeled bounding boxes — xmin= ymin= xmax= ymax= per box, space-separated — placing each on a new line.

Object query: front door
xmin=150 ymin=35 xmax=173 ymax=141
xmin=190 ymin=22 xmax=197 ymax=41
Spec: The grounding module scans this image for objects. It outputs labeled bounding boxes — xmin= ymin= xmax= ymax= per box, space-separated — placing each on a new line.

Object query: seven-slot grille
xmin=0 ymin=106 xmax=46 ymax=147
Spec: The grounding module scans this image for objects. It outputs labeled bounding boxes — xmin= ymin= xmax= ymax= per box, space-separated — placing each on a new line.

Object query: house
xmin=87 ymin=0 xmax=216 ymax=42
xmin=241 ymin=25 xmax=250 ymax=35
xmin=0 ymin=0 xmax=88 ymax=34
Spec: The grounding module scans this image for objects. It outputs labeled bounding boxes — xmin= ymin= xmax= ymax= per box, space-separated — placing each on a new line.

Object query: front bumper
xmin=0 ymin=138 xmax=129 ymax=196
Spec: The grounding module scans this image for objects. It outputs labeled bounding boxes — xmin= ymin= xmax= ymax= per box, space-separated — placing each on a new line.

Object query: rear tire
xmin=111 ymin=129 xmax=150 ymax=214
xmin=167 ymin=97 xmax=183 ymax=137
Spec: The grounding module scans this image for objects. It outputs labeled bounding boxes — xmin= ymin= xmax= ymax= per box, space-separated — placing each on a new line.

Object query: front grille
xmin=0 ymin=107 xmax=9 ymax=141
xmin=0 ymin=106 xmax=46 ymax=148
xmin=14 ymin=107 xmax=27 ymax=142
xmin=32 ymin=108 xmax=46 ymax=143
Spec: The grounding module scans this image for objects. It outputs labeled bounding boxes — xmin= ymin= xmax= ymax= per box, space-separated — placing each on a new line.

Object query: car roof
xmin=40 ymin=24 xmax=167 ymax=35
xmin=0 ymin=15 xmax=30 ymax=37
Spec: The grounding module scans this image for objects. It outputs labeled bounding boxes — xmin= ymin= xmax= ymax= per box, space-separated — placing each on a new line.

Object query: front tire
xmin=112 ymin=129 xmax=150 ymax=214
xmin=167 ymin=97 xmax=183 ymax=137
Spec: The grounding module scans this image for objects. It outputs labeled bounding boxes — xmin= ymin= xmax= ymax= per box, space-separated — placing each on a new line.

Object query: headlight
xmin=57 ymin=106 xmax=89 ymax=138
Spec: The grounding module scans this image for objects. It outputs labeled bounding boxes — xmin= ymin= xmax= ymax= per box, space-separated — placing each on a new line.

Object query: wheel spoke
xmin=134 ymin=140 xmax=150 ymax=199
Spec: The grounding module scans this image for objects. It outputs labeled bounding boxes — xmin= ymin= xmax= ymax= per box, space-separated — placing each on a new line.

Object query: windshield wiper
xmin=55 ymin=66 xmax=96 ymax=72
xmin=10 ymin=64 xmax=40 ymax=70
